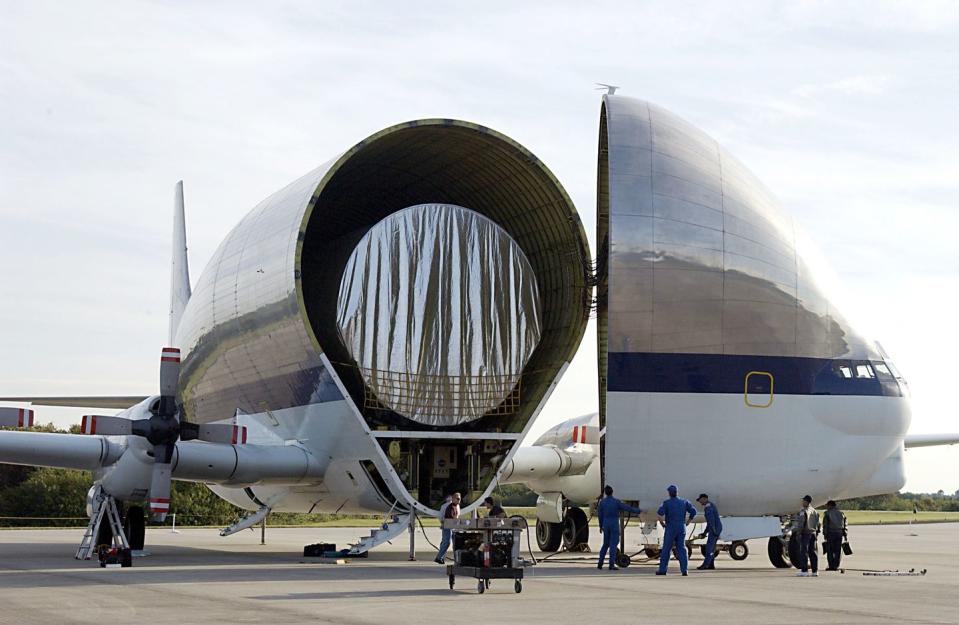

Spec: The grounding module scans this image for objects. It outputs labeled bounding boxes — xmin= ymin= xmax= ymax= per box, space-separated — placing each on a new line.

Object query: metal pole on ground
xmin=408 ymin=511 xmax=416 ymax=561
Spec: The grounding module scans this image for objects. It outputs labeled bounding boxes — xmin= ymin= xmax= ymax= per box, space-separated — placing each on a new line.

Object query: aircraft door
xmin=745 ymin=371 xmax=774 ymax=408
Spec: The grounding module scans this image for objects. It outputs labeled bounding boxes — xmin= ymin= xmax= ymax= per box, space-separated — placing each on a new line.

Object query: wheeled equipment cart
xmin=444 ymin=516 xmax=527 ymax=594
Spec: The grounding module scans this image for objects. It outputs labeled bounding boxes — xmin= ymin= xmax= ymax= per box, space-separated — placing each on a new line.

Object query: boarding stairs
xmin=347 ymin=513 xmax=411 ymax=555
xmin=76 ymin=486 xmax=129 ymax=560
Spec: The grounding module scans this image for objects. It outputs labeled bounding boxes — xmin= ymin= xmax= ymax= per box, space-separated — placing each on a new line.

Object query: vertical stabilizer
xmin=168 ymin=181 xmax=192 ymax=344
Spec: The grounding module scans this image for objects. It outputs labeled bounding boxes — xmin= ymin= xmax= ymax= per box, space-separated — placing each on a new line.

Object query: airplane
xmin=498 ymin=94 xmax=959 ymax=569
xmin=1 ymin=97 xmax=956 ymax=566
xmin=0 ymin=119 xmax=592 ymax=556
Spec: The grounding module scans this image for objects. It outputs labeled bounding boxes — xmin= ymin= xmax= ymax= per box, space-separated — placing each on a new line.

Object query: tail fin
xmin=168 ymin=181 xmax=192 ymax=344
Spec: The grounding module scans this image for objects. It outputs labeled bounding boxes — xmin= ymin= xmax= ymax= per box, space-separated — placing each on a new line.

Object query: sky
xmin=1 ymin=1 xmax=957 ymax=493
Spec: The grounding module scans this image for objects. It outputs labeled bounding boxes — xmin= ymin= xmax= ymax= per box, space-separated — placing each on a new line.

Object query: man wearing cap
xmin=596 ymin=485 xmax=643 ymax=570
xmin=793 ymin=495 xmax=820 ymax=577
xmin=656 ymin=484 xmax=697 ymax=576
xmin=822 ymin=500 xmax=847 ymax=571
xmin=696 ymin=493 xmax=722 ymax=570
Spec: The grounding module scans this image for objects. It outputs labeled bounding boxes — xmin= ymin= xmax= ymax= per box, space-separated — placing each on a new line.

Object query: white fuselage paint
xmin=604 ymin=391 xmax=910 ymax=516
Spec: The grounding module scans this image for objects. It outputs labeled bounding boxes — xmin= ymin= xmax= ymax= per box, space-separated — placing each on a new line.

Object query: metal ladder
xmin=76 ymin=487 xmax=129 ymax=560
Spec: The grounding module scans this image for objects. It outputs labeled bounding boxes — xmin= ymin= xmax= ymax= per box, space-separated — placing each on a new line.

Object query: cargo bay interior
xmin=299 ymin=120 xmax=592 ymax=508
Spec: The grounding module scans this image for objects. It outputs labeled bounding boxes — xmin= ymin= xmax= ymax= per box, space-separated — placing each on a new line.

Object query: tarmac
xmin=0 ymin=522 xmax=955 ymax=625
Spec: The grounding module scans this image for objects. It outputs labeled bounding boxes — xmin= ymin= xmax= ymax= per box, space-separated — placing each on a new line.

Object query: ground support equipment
xmin=444 ymin=516 xmax=527 ymax=594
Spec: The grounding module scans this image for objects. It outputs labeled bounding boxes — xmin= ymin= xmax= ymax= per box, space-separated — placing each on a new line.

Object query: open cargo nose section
xmin=299 ymin=120 xmax=592 ymax=510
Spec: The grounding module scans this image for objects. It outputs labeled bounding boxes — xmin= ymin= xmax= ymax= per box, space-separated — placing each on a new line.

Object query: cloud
xmin=793 ymin=75 xmax=892 ymax=99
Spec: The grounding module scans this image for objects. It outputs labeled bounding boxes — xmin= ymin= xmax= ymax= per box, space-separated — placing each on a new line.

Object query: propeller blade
xmin=158 ymin=347 xmax=180 ymax=418
xmin=570 ymin=425 xmax=600 ymax=445
xmin=148 ymin=445 xmax=173 ymax=522
xmin=79 ymin=415 xmax=133 ymax=436
xmin=180 ymin=423 xmax=248 ymax=445
xmin=0 ymin=407 xmax=34 ymax=428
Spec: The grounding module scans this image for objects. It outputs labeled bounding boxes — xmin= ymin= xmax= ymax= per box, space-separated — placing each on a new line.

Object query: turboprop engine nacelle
xmin=500 ymin=414 xmax=603 ymax=522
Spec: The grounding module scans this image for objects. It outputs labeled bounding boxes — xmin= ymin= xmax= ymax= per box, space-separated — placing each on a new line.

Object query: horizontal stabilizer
xmin=0 ymin=430 xmax=122 ymax=470
xmin=0 ymin=396 xmax=148 ymax=409
xmin=904 ymin=433 xmax=959 ymax=449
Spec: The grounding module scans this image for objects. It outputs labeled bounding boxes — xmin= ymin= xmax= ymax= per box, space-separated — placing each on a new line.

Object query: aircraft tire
xmin=767 ymin=536 xmax=791 ymax=568
xmin=124 ymin=505 xmax=146 ymax=550
xmin=96 ymin=508 xmax=114 ymax=547
xmin=787 ymin=533 xmax=803 ymax=568
xmin=536 ymin=519 xmax=563 ymax=552
xmin=561 ymin=507 xmax=589 ymax=549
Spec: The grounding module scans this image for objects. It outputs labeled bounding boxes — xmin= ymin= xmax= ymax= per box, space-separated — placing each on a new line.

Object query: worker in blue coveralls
xmin=596 ymin=485 xmax=643 ymax=570
xmin=695 ymin=493 xmax=723 ymax=570
xmin=656 ymin=484 xmax=697 ymax=576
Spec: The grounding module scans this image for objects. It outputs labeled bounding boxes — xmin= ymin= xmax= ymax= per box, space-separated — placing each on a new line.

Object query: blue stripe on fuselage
xmin=607 ymin=352 xmax=902 ymax=397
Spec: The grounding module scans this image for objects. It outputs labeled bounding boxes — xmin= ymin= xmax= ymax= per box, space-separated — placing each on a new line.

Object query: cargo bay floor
xmin=0 ymin=523 xmax=955 ymax=624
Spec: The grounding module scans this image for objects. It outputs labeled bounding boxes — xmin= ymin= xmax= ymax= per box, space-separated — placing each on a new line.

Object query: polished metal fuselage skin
xmin=600 ymin=96 xmax=910 ymax=515
xmin=173 ymin=160 xmax=373 ymax=514
xmin=171 ymin=120 xmax=590 ymax=516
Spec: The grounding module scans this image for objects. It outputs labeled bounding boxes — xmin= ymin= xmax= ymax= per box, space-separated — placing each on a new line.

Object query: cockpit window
xmin=855 ymin=363 xmax=875 ymax=379
xmin=833 ymin=363 xmax=853 ymax=379
xmin=874 ymin=362 xmax=893 ymax=378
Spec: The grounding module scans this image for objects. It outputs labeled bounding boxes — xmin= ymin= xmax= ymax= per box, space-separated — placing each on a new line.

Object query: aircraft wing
xmin=904 ymin=433 xmax=959 ymax=449
xmin=0 ymin=396 xmax=148 ymax=409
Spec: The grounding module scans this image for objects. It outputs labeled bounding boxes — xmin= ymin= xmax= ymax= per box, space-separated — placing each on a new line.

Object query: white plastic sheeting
xmin=336 ymin=203 xmax=542 ymax=426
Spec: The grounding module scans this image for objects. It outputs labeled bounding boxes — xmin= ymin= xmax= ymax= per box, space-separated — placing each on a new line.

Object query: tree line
xmin=1 ymin=425 xmax=956 ymax=526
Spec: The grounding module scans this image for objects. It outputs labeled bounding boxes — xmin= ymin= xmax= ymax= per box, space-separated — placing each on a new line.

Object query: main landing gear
xmin=536 ymin=506 xmax=590 ymax=551
xmin=767 ymin=528 xmax=807 ymax=569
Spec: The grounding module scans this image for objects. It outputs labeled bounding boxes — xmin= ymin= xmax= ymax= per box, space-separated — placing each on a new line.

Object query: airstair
xmin=347 ymin=513 xmax=411 ymax=555
xmin=76 ymin=485 xmax=129 ymax=560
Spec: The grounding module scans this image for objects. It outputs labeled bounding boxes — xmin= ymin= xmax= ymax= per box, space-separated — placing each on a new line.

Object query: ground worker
xmin=695 ymin=493 xmax=722 ymax=570
xmin=596 ymin=485 xmax=643 ymax=570
xmin=793 ymin=494 xmax=820 ymax=577
xmin=656 ymin=484 xmax=697 ymax=576
xmin=822 ymin=500 xmax=847 ymax=571
xmin=434 ymin=492 xmax=461 ymax=564
xmin=483 ymin=496 xmax=507 ymax=519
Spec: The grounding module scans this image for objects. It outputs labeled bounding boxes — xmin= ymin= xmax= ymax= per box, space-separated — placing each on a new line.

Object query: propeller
xmin=0 ymin=407 xmax=35 ymax=428
xmin=570 ymin=424 xmax=600 ymax=445
xmin=78 ymin=347 xmax=247 ymax=521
